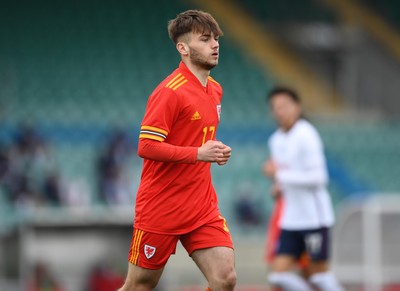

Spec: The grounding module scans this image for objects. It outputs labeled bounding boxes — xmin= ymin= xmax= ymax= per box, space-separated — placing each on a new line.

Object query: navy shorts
xmin=276 ymin=227 xmax=330 ymax=261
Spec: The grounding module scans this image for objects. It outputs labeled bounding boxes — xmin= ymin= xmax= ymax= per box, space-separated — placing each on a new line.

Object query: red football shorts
xmin=128 ymin=215 xmax=234 ymax=269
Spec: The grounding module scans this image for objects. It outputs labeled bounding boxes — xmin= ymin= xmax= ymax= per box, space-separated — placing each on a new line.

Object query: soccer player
xmin=118 ymin=10 xmax=236 ymax=291
xmin=264 ymin=87 xmax=344 ymax=291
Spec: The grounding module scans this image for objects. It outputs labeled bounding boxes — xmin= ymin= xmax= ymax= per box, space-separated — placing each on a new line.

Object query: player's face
xmin=270 ymin=94 xmax=302 ymax=131
xmin=187 ymin=31 xmax=220 ymax=70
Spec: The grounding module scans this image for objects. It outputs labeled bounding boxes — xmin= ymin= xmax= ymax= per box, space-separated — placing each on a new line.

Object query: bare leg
xmin=118 ymin=262 xmax=164 ymax=291
xmin=191 ymin=247 xmax=236 ymax=291
xmin=272 ymin=255 xmax=297 ymax=272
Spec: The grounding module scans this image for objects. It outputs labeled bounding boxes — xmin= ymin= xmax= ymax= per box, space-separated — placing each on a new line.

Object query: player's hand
xmin=263 ymin=159 xmax=277 ymax=177
xmin=217 ymin=144 xmax=231 ymax=166
xmin=197 ymin=140 xmax=231 ymax=165
xmin=270 ymin=182 xmax=282 ymax=200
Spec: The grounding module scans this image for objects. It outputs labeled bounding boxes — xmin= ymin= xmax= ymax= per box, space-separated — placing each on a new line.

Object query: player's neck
xmin=183 ymin=60 xmax=210 ymax=86
xmin=280 ymin=118 xmax=299 ymax=132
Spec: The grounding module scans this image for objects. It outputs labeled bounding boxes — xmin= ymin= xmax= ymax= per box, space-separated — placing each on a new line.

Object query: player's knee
xmin=224 ymin=268 xmax=237 ymax=288
xmin=118 ymin=281 xmax=158 ymax=291
xmin=119 ymin=274 xmax=160 ymax=291
xmin=120 ymin=263 xmax=163 ymax=291
xmin=211 ymin=268 xmax=236 ymax=290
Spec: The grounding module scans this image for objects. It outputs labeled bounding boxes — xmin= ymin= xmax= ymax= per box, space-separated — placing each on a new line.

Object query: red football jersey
xmin=134 ymin=62 xmax=223 ymax=234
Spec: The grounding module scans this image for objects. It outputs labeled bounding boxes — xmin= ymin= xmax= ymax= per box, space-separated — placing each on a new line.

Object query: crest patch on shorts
xmin=144 ymin=244 xmax=156 ymax=259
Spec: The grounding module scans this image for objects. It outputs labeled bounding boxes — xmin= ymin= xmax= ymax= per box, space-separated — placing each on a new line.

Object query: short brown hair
xmin=267 ymin=86 xmax=301 ymax=104
xmin=168 ymin=10 xmax=223 ymax=44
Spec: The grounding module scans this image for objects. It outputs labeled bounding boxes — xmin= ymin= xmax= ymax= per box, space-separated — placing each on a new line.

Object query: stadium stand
xmin=319 ymin=120 xmax=400 ymax=194
xmin=0 ymin=0 xmax=269 ymax=126
xmin=193 ymin=0 xmax=343 ymax=114
xmin=0 ymin=0 xmax=399 ymax=230
xmin=0 ymin=0 xmax=399 ymax=216
xmin=362 ymin=0 xmax=400 ymax=31
xmin=235 ymin=0 xmax=338 ymax=23
xmin=1 ymin=0 xmax=400 ymax=289
xmin=323 ymin=0 xmax=400 ymax=62
xmin=0 ymin=0 xmax=270 ymax=208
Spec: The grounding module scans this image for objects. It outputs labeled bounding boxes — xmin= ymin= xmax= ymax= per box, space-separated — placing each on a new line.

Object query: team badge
xmin=217 ymin=105 xmax=221 ymax=120
xmin=144 ymin=244 xmax=156 ymax=259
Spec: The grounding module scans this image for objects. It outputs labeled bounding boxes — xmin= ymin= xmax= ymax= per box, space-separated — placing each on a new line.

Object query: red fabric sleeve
xmin=138 ymin=138 xmax=198 ymax=164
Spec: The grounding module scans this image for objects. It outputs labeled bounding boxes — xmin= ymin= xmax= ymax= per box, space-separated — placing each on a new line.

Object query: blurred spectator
xmin=6 ymin=173 xmax=39 ymax=207
xmin=0 ymin=143 xmax=11 ymax=182
xmin=12 ymin=124 xmax=54 ymax=179
xmin=29 ymin=262 xmax=63 ymax=291
xmin=0 ymin=124 xmax=65 ymax=208
xmin=42 ymin=172 xmax=63 ymax=206
xmin=0 ymin=143 xmax=13 ymax=199
xmin=234 ymin=186 xmax=263 ymax=227
xmin=96 ymin=129 xmax=135 ymax=205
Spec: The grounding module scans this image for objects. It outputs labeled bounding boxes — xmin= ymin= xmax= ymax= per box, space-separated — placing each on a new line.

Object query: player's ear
xmin=177 ymin=42 xmax=189 ymax=56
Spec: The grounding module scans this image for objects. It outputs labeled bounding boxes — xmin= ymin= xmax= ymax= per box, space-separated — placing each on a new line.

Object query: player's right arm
xmin=138 ymin=138 xmax=231 ymax=164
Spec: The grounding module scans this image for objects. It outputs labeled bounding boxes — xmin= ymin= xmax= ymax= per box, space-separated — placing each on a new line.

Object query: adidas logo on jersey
xmin=191 ymin=111 xmax=201 ymax=120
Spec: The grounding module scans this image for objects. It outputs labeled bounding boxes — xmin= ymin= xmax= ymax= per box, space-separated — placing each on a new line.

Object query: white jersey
xmin=268 ymin=119 xmax=335 ymax=230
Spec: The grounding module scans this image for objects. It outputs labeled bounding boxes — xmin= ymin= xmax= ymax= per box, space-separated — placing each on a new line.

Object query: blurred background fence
xmin=0 ymin=0 xmax=400 ymax=290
